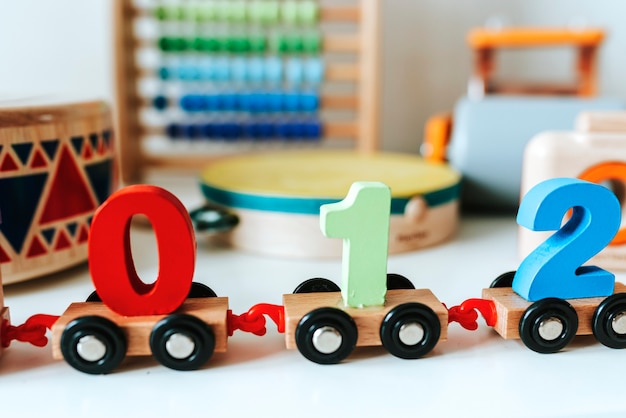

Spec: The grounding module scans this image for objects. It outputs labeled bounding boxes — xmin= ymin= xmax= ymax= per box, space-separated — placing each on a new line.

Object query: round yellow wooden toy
xmin=198 ymin=150 xmax=461 ymax=257
xmin=0 ymin=100 xmax=117 ymax=283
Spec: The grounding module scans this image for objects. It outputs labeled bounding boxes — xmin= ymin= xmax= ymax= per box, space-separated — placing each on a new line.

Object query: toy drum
xmin=199 ymin=150 xmax=461 ymax=258
xmin=0 ymin=100 xmax=117 ymax=284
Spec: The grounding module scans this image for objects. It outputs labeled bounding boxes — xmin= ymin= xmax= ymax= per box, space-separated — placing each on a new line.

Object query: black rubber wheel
xmin=187 ymin=282 xmax=217 ymax=298
xmin=293 ymin=278 xmax=340 ymax=294
xmin=386 ymin=274 xmax=415 ymax=290
xmin=150 ymin=314 xmax=215 ymax=371
xmin=60 ymin=316 xmax=127 ymax=374
xmin=380 ymin=303 xmax=441 ymax=359
xmin=519 ymin=298 xmax=578 ymax=354
xmin=490 ymin=271 xmax=516 ymax=288
xmin=592 ymin=293 xmax=626 ymax=349
xmin=295 ymin=307 xmax=357 ymax=364
xmin=86 ymin=290 xmax=101 ymax=302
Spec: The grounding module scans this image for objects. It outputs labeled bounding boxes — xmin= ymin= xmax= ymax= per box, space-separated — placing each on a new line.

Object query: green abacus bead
xmin=205 ymin=37 xmax=223 ymax=52
xmin=281 ymin=1 xmax=299 ymax=24
xmin=273 ymin=35 xmax=290 ymax=54
xmin=249 ymin=36 xmax=267 ymax=52
xmin=290 ymin=36 xmax=304 ymax=53
xmin=158 ymin=37 xmax=177 ymax=51
xmin=302 ymin=34 xmax=322 ymax=53
xmin=298 ymin=1 xmax=319 ymax=24
xmin=261 ymin=1 xmax=280 ymax=24
xmin=227 ymin=37 xmax=251 ymax=53
xmin=195 ymin=3 xmax=219 ymax=21
xmin=154 ymin=6 xmax=168 ymax=20
xmin=228 ymin=1 xmax=248 ymax=22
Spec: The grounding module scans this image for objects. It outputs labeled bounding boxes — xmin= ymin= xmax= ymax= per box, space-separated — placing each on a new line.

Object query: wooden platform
xmin=282 ymin=289 xmax=448 ymax=350
xmin=482 ymin=282 xmax=626 ymax=339
xmin=51 ymin=298 xmax=229 ymax=359
xmin=0 ymin=307 xmax=9 ymax=357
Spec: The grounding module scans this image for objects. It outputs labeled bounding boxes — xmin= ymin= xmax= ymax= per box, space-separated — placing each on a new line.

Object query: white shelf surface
xmin=1 ymin=174 xmax=625 ymax=418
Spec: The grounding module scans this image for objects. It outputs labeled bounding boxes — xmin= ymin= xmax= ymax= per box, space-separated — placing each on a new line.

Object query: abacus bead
xmin=302 ymin=33 xmax=322 ymax=53
xmin=304 ymin=58 xmax=324 ymax=84
xmin=166 ymin=123 xmax=181 ymax=139
xmin=153 ymin=95 xmax=169 ymax=110
xmin=286 ymin=59 xmax=304 ymax=85
xmin=281 ymin=1 xmax=299 ymax=24
xmin=265 ymin=57 xmax=282 ymax=82
xmin=300 ymin=93 xmax=319 ymax=111
xmin=304 ymin=121 xmax=322 ymax=139
xmin=298 ymin=1 xmax=319 ymax=24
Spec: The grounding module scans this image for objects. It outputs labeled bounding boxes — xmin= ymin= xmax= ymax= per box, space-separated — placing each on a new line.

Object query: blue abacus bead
xmin=180 ymin=95 xmax=196 ymax=111
xmin=201 ymin=122 xmax=216 ymax=139
xmin=258 ymin=121 xmax=275 ymax=138
xmin=231 ymin=57 xmax=248 ymax=82
xmin=153 ymin=95 xmax=168 ymax=110
xmin=219 ymin=122 xmax=243 ymax=140
xmin=158 ymin=67 xmax=171 ymax=80
xmin=204 ymin=94 xmax=218 ymax=111
xmin=214 ymin=58 xmax=230 ymax=81
xmin=277 ymin=121 xmax=294 ymax=138
xmin=300 ymin=92 xmax=319 ymax=111
xmin=177 ymin=66 xmax=194 ymax=80
xmin=180 ymin=123 xmax=197 ymax=139
xmin=284 ymin=92 xmax=299 ymax=111
xmin=247 ymin=57 xmax=265 ymax=82
xmin=246 ymin=122 xmax=261 ymax=138
xmin=222 ymin=93 xmax=238 ymax=111
xmin=266 ymin=92 xmax=283 ymax=112
xmin=286 ymin=58 xmax=304 ymax=85
xmin=292 ymin=122 xmax=306 ymax=138
xmin=166 ymin=123 xmax=181 ymax=139
xmin=304 ymin=58 xmax=324 ymax=84
xmin=304 ymin=121 xmax=322 ymax=139
xmin=265 ymin=57 xmax=282 ymax=83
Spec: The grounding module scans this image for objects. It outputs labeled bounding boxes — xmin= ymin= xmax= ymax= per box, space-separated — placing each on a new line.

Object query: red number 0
xmin=89 ymin=185 xmax=196 ymax=316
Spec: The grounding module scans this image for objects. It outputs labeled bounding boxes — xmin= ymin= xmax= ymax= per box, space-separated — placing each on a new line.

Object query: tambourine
xmin=195 ymin=150 xmax=460 ymax=258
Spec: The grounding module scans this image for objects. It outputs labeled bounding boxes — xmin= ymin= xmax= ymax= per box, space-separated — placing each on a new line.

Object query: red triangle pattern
xmin=0 ymin=245 xmax=11 ymax=263
xmin=30 ymin=149 xmax=47 ymax=168
xmin=1 ymin=154 xmax=18 ymax=171
xmin=26 ymin=236 xmax=47 ymax=258
xmin=77 ymin=225 xmax=89 ymax=243
xmin=98 ymin=140 xmax=105 ymax=155
xmin=83 ymin=143 xmax=93 ymax=160
xmin=54 ymin=230 xmax=72 ymax=250
xmin=39 ymin=146 xmax=97 ymax=224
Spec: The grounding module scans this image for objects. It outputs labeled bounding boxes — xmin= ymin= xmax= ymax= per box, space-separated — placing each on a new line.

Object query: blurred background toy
xmin=0 ymin=100 xmax=117 ymax=284
xmin=422 ymin=26 xmax=626 ymax=212
xmin=520 ymin=110 xmax=626 ymax=269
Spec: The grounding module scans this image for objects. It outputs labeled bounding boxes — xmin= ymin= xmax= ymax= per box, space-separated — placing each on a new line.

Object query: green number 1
xmin=320 ymin=182 xmax=391 ymax=308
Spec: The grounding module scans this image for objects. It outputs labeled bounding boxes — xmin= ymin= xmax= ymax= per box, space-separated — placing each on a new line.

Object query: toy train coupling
xmin=228 ymin=304 xmax=286 ymax=337
xmin=446 ymin=299 xmax=497 ymax=330
xmin=1 ymin=314 xmax=59 ymax=348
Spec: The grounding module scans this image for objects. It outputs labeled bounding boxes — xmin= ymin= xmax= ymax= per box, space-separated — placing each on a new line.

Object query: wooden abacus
xmin=114 ymin=0 xmax=381 ymax=183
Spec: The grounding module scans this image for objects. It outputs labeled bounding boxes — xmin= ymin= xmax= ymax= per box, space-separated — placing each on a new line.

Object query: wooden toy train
xmin=2 ymin=177 xmax=626 ymax=374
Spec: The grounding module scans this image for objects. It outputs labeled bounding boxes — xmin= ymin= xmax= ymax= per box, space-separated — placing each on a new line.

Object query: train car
xmin=457 ymin=177 xmax=626 ymax=353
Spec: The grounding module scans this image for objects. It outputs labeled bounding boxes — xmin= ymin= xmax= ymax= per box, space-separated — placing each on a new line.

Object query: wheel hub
xmin=77 ymin=335 xmax=107 ymax=362
xmin=398 ymin=322 xmax=424 ymax=346
xmin=612 ymin=312 xmax=626 ymax=335
xmin=312 ymin=326 xmax=342 ymax=354
xmin=538 ymin=317 xmax=564 ymax=341
xmin=165 ymin=333 xmax=196 ymax=359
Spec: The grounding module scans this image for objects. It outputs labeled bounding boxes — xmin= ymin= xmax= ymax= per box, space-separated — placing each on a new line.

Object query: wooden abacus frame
xmin=114 ymin=0 xmax=381 ymax=183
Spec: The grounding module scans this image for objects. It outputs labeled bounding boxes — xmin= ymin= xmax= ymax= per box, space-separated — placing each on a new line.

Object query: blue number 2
xmin=513 ymin=178 xmax=621 ymax=302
